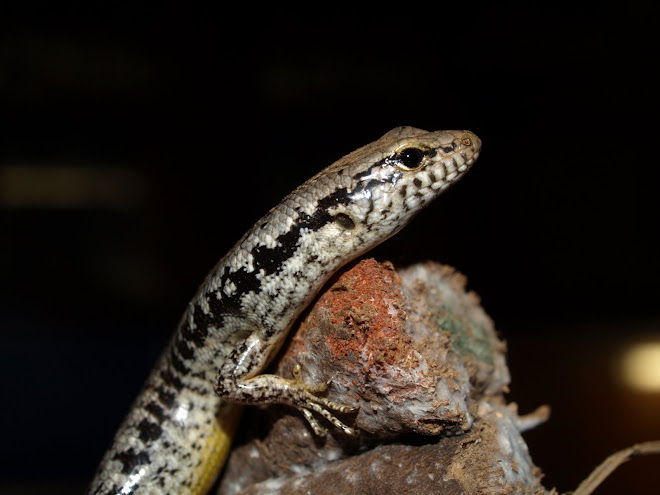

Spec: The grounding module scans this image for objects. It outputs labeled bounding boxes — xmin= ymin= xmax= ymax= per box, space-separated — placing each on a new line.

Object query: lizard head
xmin=232 ymin=127 xmax=481 ymax=293
xmin=318 ymin=126 xmax=481 ymax=253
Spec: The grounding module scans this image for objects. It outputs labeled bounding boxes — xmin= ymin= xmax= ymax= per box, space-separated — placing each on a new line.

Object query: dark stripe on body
xmin=137 ymin=418 xmax=163 ymax=443
xmin=145 ymin=402 xmax=166 ymax=423
xmin=160 ymin=368 xmax=184 ymax=390
xmin=156 ymin=386 xmax=176 ymax=408
xmin=113 ymin=449 xmax=151 ymax=474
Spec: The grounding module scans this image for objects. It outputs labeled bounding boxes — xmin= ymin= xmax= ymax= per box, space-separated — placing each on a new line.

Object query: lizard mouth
xmin=427 ymin=149 xmax=478 ymax=188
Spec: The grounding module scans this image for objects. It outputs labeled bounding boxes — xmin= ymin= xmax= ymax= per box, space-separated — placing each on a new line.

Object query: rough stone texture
xmin=217 ymin=259 xmax=548 ymax=495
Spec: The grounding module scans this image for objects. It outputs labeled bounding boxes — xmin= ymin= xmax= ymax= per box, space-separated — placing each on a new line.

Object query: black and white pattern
xmin=88 ymin=127 xmax=481 ymax=495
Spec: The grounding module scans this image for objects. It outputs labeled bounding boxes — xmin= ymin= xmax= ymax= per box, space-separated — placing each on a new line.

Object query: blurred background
xmin=1 ymin=2 xmax=658 ymax=494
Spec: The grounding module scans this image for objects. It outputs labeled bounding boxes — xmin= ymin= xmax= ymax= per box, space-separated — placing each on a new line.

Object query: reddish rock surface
xmin=217 ymin=259 xmax=547 ymax=495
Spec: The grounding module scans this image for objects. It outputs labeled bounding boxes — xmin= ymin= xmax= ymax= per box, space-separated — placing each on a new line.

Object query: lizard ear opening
xmin=334 ymin=213 xmax=356 ymax=230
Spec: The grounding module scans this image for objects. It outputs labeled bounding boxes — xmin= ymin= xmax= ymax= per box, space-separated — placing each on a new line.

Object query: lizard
xmin=88 ymin=126 xmax=482 ymax=494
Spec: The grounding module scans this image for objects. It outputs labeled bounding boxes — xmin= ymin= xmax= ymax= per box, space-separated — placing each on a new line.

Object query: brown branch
xmin=571 ymin=440 xmax=660 ymax=495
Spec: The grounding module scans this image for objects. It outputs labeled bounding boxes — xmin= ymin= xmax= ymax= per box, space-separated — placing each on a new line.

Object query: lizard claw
xmin=293 ymin=363 xmax=329 ymax=393
xmin=291 ymin=363 xmax=358 ymax=436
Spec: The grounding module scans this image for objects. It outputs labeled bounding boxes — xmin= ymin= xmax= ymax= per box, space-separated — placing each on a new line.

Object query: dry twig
xmin=571 ymin=440 xmax=660 ymax=495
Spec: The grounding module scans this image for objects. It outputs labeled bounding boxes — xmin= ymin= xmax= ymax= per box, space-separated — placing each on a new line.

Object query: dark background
xmin=1 ymin=3 xmax=658 ymax=494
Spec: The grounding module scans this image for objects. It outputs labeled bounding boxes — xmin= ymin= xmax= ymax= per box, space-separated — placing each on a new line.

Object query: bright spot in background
xmin=621 ymin=342 xmax=660 ymax=393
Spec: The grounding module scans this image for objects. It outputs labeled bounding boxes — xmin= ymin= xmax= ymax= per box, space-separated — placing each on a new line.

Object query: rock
xmin=217 ymin=259 xmax=547 ymax=495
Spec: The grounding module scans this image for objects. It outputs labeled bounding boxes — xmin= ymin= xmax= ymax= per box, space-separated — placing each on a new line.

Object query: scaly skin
xmin=89 ymin=127 xmax=481 ymax=494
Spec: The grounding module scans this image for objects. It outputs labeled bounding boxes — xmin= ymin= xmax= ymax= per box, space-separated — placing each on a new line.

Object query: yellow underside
xmin=190 ymin=403 xmax=244 ymax=495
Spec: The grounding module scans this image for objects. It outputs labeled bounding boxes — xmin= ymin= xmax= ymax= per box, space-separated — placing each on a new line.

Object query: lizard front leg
xmin=215 ymin=334 xmax=357 ymax=436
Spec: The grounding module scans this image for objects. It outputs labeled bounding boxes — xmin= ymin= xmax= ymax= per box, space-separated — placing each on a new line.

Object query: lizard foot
xmin=291 ymin=363 xmax=358 ymax=437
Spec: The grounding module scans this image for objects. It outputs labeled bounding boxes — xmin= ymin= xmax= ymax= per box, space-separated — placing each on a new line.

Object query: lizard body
xmin=89 ymin=126 xmax=481 ymax=494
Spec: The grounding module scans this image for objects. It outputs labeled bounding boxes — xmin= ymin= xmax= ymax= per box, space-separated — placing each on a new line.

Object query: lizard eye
xmin=395 ymin=147 xmax=425 ymax=170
